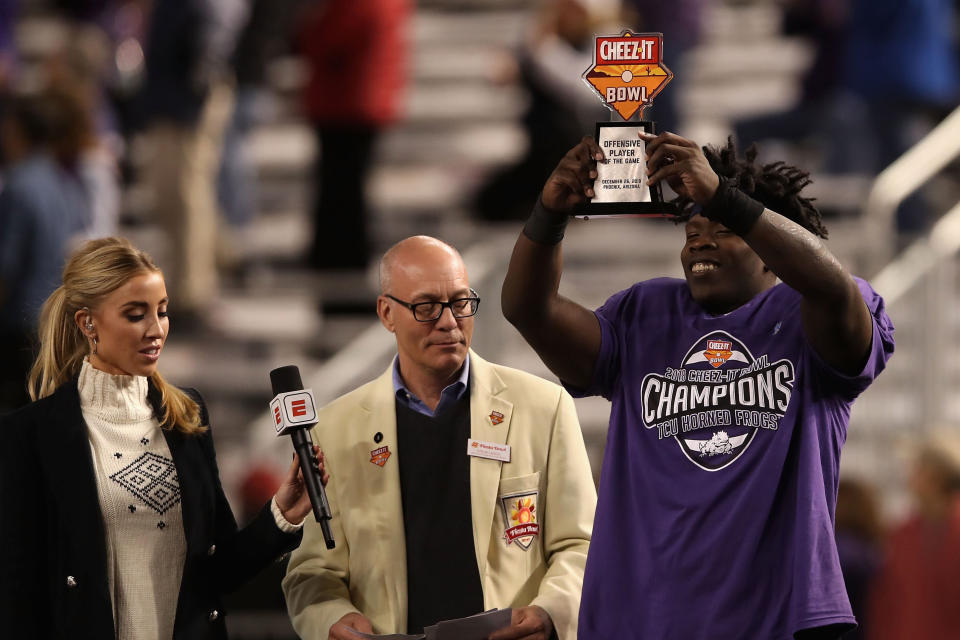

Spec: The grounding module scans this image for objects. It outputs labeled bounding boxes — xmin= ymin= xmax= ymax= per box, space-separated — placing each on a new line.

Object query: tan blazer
xmin=283 ymin=350 xmax=596 ymax=639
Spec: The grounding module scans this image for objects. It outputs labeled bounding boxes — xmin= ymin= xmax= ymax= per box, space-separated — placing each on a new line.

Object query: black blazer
xmin=0 ymin=378 xmax=302 ymax=639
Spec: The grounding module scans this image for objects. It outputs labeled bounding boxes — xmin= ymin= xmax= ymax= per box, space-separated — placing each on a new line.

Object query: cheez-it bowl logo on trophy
xmin=579 ymin=31 xmax=677 ymax=217
xmin=583 ymin=32 xmax=673 ymax=121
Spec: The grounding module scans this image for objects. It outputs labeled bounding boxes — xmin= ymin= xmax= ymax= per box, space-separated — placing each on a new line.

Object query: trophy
xmin=580 ymin=31 xmax=676 ymax=217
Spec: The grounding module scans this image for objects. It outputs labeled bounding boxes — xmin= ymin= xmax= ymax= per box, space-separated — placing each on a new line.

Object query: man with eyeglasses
xmin=284 ymin=235 xmax=596 ymax=640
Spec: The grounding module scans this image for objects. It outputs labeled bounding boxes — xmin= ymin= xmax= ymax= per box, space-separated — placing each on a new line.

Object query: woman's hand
xmin=275 ymin=445 xmax=328 ymax=525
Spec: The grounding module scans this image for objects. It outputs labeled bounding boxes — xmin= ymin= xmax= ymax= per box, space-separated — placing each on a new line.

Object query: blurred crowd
xmin=2 ymin=0 xmax=957 ymax=373
xmin=836 ymin=433 xmax=960 ymax=639
xmin=0 ymin=0 xmax=413 ymax=406
xmin=1 ymin=0 xmax=960 ymax=636
xmin=733 ymin=0 xmax=960 ymax=233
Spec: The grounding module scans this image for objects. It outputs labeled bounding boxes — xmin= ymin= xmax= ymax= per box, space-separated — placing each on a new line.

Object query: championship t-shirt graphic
xmin=640 ymin=330 xmax=795 ymax=470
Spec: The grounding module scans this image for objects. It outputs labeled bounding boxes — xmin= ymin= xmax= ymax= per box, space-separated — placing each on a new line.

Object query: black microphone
xmin=270 ymin=365 xmax=335 ymax=549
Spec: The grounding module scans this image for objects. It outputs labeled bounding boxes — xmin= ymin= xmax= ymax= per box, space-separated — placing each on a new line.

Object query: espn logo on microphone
xmin=269 ymin=390 xmax=318 ymax=435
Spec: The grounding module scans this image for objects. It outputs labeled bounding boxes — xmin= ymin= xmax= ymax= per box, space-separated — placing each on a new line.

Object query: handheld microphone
xmin=269 ymin=365 xmax=335 ymax=549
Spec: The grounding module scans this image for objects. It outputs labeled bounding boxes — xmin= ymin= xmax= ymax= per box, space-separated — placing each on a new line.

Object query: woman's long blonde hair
xmin=28 ymin=237 xmax=205 ymax=435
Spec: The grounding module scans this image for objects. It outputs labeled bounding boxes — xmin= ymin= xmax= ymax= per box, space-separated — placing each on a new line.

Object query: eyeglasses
xmin=384 ymin=290 xmax=481 ymax=322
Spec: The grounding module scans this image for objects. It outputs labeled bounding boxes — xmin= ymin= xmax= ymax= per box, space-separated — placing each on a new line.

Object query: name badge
xmin=467 ymin=439 xmax=511 ymax=463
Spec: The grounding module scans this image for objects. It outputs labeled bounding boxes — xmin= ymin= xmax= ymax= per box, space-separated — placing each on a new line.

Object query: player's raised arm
xmin=644 ymin=132 xmax=874 ymax=375
xmin=501 ymin=136 xmax=604 ymax=391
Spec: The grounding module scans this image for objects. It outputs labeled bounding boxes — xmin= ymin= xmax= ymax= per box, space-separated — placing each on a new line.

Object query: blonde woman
xmin=0 ymin=237 xmax=324 ymax=639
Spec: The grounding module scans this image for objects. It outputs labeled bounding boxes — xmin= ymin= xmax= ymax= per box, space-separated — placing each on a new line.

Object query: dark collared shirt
xmin=392 ymin=354 xmax=470 ymax=417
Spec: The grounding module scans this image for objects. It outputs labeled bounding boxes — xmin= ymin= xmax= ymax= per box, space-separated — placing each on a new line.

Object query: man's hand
xmin=642 ymin=131 xmax=719 ymax=205
xmin=329 ymin=612 xmax=374 ymax=639
xmin=488 ymin=606 xmax=554 ymax=640
xmin=541 ymin=136 xmax=605 ymax=214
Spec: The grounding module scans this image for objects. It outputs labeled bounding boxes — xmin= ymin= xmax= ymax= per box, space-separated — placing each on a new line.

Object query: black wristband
xmin=522 ymin=196 xmax=569 ymax=245
xmin=700 ymin=178 xmax=765 ymax=236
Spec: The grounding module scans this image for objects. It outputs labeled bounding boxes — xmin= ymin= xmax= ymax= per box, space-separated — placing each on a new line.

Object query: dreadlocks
xmin=674 ymin=137 xmax=829 ymax=239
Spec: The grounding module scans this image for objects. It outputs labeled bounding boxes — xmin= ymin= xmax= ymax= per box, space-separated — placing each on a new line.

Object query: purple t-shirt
xmin=572 ymin=278 xmax=894 ymax=640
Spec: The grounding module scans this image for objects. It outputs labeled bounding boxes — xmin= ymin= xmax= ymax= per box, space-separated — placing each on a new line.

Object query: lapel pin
xmin=374 ymin=432 xmax=383 ymax=443
xmin=489 ymin=410 xmax=504 ymax=426
xmin=370 ymin=446 xmax=391 ymax=467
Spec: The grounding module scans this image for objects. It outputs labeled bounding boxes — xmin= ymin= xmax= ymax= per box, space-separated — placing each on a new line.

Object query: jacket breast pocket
xmin=495 ymin=472 xmax=543 ymax=558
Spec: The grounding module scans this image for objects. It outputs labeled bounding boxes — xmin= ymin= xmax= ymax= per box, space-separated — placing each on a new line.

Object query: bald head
xmin=376 ymin=236 xmax=475 ymax=390
xmin=379 ymin=236 xmax=467 ymax=295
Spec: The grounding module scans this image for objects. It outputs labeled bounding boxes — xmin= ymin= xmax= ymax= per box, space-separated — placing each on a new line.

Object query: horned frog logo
xmin=698 ymin=430 xmax=748 ymax=457
xmin=582 ymin=31 xmax=674 ymax=121
xmin=500 ymin=490 xmax=540 ymax=550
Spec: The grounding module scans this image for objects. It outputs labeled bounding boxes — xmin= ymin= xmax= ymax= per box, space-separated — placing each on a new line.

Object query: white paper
xmin=347 ymin=630 xmax=423 ymax=640
xmin=429 ymin=608 xmax=513 ymax=640
xmin=349 ymin=609 xmax=513 ymax=640
xmin=593 ymin=125 xmax=651 ymax=203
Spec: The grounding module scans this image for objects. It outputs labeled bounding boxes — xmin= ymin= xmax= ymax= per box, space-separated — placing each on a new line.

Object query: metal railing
xmin=845 ymin=107 xmax=960 ymax=517
xmin=863 ymin=105 xmax=960 ymax=274
xmin=871 ymin=200 xmax=960 ymax=303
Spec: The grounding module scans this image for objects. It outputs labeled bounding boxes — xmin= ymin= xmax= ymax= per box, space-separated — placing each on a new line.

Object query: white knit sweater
xmin=79 ymin=359 xmax=185 ymax=640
